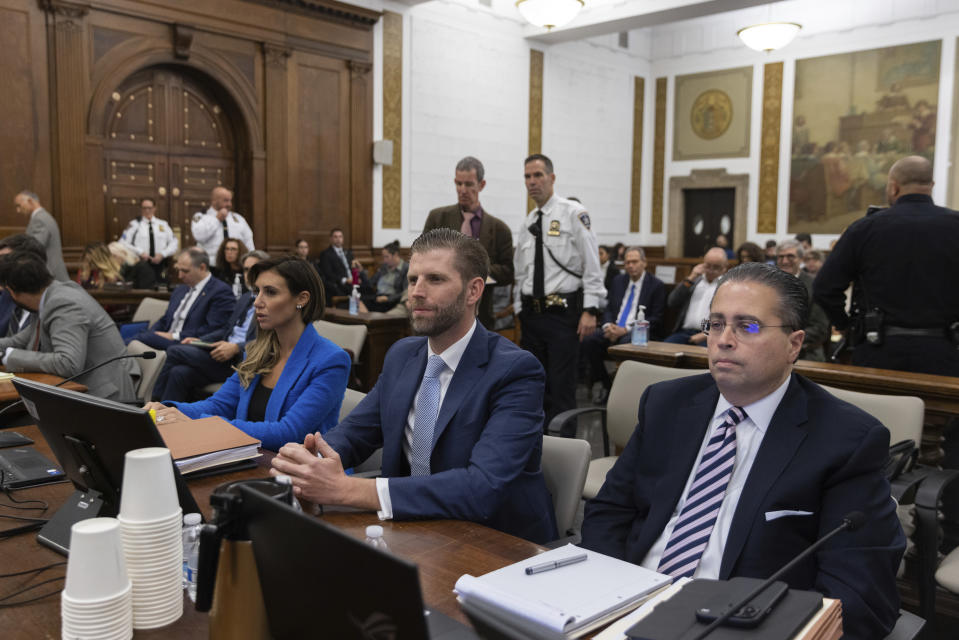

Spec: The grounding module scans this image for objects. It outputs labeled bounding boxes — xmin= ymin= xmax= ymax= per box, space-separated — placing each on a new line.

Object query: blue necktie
xmin=410 ymin=355 xmax=446 ymax=476
xmin=617 ymin=284 xmax=636 ymax=327
xmin=657 ymin=406 xmax=746 ymax=578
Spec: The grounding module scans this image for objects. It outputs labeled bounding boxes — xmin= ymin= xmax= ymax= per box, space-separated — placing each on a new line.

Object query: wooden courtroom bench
xmin=609 ymin=341 xmax=959 ymax=467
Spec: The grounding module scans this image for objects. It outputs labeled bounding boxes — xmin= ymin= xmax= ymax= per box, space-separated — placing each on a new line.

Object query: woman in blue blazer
xmin=146 ymin=256 xmax=350 ymax=451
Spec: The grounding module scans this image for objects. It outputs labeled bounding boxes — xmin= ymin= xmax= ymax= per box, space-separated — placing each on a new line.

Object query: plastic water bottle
xmin=349 ymin=284 xmax=360 ymax=315
xmin=365 ymin=525 xmax=389 ymax=551
xmin=631 ymin=305 xmax=649 ymax=347
xmin=232 ymin=273 xmax=243 ymax=298
xmin=182 ymin=513 xmax=202 ymax=601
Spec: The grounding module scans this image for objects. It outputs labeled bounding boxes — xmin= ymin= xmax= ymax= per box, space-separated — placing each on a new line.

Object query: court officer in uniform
xmin=514 ymin=153 xmax=606 ymax=432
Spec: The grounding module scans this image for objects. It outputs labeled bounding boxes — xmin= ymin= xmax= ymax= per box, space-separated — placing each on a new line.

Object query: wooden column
xmin=262 ymin=43 xmax=291 ymax=253
xmin=41 ymin=0 xmax=90 ymax=249
xmin=349 ymin=60 xmax=373 ymax=253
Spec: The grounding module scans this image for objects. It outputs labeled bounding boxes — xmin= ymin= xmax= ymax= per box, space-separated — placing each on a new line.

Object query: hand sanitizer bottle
xmin=631 ymin=305 xmax=649 ymax=346
xmin=349 ymin=284 xmax=360 ymax=315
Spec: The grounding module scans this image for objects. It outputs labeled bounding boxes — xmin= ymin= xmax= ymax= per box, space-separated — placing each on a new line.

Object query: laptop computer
xmin=238 ymin=484 xmax=479 ymax=640
xmin=0 ymin=447 xmax=65 ymax=490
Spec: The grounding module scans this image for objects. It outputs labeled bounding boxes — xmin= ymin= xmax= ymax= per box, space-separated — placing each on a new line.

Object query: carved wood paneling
xmin=758 ymin=61 xmax=783 ymax=234
xmin=652 ymin=77 xmax=667 ymax=234
xmin=630 ymin=76 xmax=644 ymax=234
xmin=381 ymin=11 xmax=402 ymax=229
xmin=528 ymin=49 xmax=544 ymax=213
xmin=349 ymin=58 xmax=373 ymax=253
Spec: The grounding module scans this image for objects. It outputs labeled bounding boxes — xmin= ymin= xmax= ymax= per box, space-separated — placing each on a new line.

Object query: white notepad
xmin=455 ymin=544 xmax=672 ymax=639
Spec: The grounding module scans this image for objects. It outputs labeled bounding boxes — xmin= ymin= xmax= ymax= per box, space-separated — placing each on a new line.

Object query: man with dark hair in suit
xmin=581 ymin=246 xmax=666 ymax=403
xmin=13 ymin=191 xmax=69 ymax=282
xmin=423 ymin=156 xmax=514 ymax=329
xmin=0 ymin=234 xmax=46 ymax=337
xmin=0 ymin=251 xmax=136 ymax=401
xmin=270 ymin=228 xmax=557 ymax=544
xmin=316 ymin=228 xmax=366 ymax=298
xmin=132 ymin=246 xmax=234 ymax=350
xmin=581 ymin=262 xmax=904 ymax=640
xmin=151 ymin=250 xmax=268 ymax=401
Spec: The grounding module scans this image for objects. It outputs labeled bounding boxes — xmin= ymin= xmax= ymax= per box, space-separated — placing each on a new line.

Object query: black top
xmin=247 ymin=379 xmax=274 ymax=423
xmin=813 ymin=194 xmax=959 ymax=329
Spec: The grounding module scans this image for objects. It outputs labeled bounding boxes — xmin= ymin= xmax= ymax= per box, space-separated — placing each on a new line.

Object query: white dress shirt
xmin=169 ymin=273 xmax=211 ymax=340
xmin=513 ymin=194 xmax=606 ymax=313
xmin=119 ymin=216 xmax=178 ymax=258
xmin=375 ymin=320 xmax=478 ymax=519
xmin=191 ymin=208 xmax=255 ymax=266
xmin=640 ymin=376 xmax=791 ymax=579
xmin=682 ymin=277 xmax=719 ymax=331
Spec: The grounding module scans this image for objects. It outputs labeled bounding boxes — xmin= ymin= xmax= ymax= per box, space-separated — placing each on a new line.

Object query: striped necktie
xmin=657 ymin=405 xmax=747 ymax=578
xmin=410 ymin=355 xmax=447 ymax=476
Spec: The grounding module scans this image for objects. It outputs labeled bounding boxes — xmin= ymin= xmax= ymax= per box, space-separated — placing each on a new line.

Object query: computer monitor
xmin=238 ymin=484 xmax=477 ymax=640
xmin=13 ymin=377 xmax=201 ymax=554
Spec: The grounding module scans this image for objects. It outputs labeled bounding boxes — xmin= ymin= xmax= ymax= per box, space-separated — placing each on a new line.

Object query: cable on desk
xmin=0 ymin=561 xmax=65 ymax=579
xmin=0 ymin=470 xmax=50 ymax=511
xmin=0 ymin=575 xmax=64 ymax=608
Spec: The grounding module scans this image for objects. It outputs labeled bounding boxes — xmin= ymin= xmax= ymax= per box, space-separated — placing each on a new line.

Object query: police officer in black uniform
xmin=813 ymin=155 xmax=959 ymax=376
xmin=514 ymin=154 xmax=606 ymax=433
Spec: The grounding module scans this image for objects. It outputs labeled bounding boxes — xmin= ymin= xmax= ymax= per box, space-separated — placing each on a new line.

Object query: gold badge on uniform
xmin=547 ymin=220 xmax=561 ymax=236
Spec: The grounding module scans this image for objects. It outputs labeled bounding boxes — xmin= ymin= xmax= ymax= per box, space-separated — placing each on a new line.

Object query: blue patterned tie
xmin=410 ymin=355 xmax=446 ymax=476
xmin=617 ymin=284 xmax=636 ymax=327
xmin=657 ymin=406 xmax=747 ymax=578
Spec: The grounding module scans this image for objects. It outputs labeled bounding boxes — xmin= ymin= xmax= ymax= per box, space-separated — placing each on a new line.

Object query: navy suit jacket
xmin=150 ymin=277 xmax=234 ymax=338
xmin=602 ymin=272 xmax=666 ymax=339
xmin=173 ymin=326 xmax=350 ymax=451
xmin=0 ymin=290 xmax=33 ymax=338
xmin=324 ymin=324 xmax=558 ymax=544
xmin=581 ymin=373 xmax=904 ymax=640
xmin=199 ymin=291 xmax=256 ymax=345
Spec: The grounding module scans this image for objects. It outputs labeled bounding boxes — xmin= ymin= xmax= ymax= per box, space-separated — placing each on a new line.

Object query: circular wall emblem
xmin=690 ymin=90 xmax=733 ymax=140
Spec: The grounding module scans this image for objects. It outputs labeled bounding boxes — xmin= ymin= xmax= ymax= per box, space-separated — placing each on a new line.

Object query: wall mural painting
xmin=789 ymin=41 xmax=941 ymax=233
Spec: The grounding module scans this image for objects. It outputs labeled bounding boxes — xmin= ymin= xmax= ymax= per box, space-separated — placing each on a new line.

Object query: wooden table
xmin=0 ymin=373 xmax=86 ymax=405
xmin=609 ymin=342 xmax=959 ymax=465
xmin=0 ymin=426 xmax=543 ymax=637
xmin=88 ymin=288 xmax=172 ymax=307
xmin=323 ymin=308 xmax=410 ymax=391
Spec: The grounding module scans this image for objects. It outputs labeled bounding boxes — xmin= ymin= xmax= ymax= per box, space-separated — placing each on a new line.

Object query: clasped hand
xmin=270 ymin=433 xmax=350 ymax=505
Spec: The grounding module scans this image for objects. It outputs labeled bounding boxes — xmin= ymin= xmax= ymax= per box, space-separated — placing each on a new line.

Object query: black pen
xmin=524 ymin=553 xmax=588 ymax=575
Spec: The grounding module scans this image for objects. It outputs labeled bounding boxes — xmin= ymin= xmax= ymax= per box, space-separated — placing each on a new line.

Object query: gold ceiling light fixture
xmin=515 ymin=0 xmax=585 ymax=31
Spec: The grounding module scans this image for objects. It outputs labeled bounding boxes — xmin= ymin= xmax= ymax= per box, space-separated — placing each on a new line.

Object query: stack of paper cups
xmin=61 ymin=518 xmax=133 ymax=640
xmin=117 ymin=447 xmax=184 ymax=629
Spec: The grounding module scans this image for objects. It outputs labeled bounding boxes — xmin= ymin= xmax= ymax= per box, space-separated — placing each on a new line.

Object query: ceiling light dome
xmin=516 ymin=0 xmax=584 ymax=30
xmin=737 ymin=22 xmax=802 ymax=52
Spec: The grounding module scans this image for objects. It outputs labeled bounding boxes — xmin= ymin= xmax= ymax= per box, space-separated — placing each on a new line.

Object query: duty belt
xmin=522 ymin=291 xmax=580 ymax=314
xmin=884 ymin=325 xmax=946 ymax=338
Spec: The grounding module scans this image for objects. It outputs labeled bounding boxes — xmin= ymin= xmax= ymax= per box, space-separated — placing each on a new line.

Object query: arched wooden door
xmin=102 ymin=67 xmax=239 ymax=248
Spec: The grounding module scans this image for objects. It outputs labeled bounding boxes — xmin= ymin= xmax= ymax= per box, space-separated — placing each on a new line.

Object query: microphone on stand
xmin=0 ymin=351 xmax=158 ymax=421
xmin=688 ymin=511 xmax=867 ymax=640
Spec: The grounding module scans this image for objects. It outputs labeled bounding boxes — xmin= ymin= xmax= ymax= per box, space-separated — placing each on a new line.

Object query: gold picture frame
xmin=673 ymin=67 xmax=752 ymax=161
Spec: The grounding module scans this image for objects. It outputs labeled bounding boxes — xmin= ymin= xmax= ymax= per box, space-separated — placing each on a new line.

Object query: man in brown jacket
xmin=423 ymin=156 xmax=514 ymax=329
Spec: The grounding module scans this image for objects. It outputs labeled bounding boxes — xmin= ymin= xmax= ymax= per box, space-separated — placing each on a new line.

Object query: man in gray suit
xmin=0 ymin=252 xmax=136 ymax=401
xmin=423 ymin=156 xmax=514 ymax=329
xmin=14 ymin=191 xmax=70 ymax=282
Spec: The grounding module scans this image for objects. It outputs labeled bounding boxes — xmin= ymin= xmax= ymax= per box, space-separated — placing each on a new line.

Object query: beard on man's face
xmin=409 ymin=287 xmax=467 ymax=337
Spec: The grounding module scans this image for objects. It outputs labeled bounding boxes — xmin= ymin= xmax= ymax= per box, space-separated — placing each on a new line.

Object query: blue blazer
xmin=581 ymin=373 xmax=904 ymax=640
xmin=172 ymin=326 xmax=350 ymax=451
xmin=602 ymin=272 xmax=666 ymax=339
xmin=324 ymin=324 xmax=558 ymax=544
xmin=150 ymin=277 xmax=234 ymax=338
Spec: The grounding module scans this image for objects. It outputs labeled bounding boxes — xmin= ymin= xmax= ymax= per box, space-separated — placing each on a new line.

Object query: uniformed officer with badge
xmin=119 ymin=197 xmax=179 ymax=284
xmin=191 ymin=186 xmax=255 ymax=267
xmin=514 ymin=153 xmax=606 ymax=432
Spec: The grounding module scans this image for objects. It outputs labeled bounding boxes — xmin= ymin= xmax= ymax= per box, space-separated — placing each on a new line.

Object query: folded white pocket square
xmin=765 ymin=509 xmax=814 ymax=522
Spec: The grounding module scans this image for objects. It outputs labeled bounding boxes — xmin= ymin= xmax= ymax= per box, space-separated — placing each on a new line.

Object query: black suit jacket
xmin=318 ymin=246 xmax=355 ymax=298
xmin=581 ymin=373 xmax=904 ymax=640
xmin=423 ymin=204 xmax=514 ymax=329
xmin=199 ymin=291 xmax=257 ymax=345
xmin=602 ymin=272 xmax=666 ymax=340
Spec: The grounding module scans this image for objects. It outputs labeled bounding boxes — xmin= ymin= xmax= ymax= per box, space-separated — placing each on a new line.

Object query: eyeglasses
xmin=701 ymin=318 xmax=793 ymax=339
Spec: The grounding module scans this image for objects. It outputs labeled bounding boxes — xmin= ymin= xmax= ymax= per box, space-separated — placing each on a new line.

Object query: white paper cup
xmin=63 ymin=519 xmax=130 ymax=603
xmin=118 ymin=448 xmax=179 ymax=522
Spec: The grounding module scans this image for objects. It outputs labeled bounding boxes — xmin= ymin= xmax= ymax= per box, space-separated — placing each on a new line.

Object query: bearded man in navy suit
xmin=581 ymin=262 xmax=904 ymax=640
xmin=271 ymin=228 xmax=557 ymax=544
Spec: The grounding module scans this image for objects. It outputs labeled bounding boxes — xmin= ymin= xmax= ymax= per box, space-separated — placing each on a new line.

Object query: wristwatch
xmin=584 ymin=306 xmax=600 ymax=317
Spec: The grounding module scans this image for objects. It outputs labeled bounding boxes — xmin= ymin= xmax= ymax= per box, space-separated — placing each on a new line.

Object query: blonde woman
xmin=145 ymin=256 xmax=350 ymax=450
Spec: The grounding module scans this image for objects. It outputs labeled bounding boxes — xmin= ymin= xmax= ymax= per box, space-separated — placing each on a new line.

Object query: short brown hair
xmin=411 ymin=228 xmax=489 ymax=284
